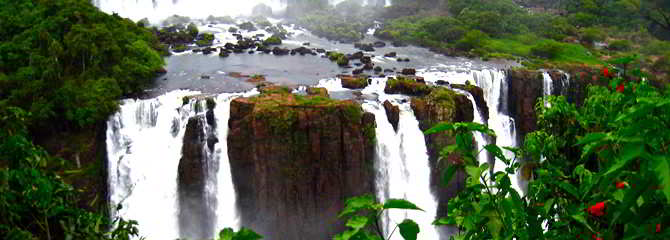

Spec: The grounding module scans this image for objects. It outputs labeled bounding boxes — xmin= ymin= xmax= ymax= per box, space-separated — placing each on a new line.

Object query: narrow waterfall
xmin=542 ymin=71 xmax=553 ymax=107
xmin=106 ymin=90 xmax=253 ymax=239
xmin=451 ymin=88 xmax=490 ymax=178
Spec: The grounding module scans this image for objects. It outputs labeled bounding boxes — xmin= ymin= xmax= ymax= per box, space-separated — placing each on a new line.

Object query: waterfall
xmin=542 ymin=71 xmax=553 ymax=107
xmin=106 ymin=90 xmax=256 ymax=239
xmin=450 ymin=88 xmax=490 ymax=180
xmin=95 ymin=0 xmax=286 ymax=22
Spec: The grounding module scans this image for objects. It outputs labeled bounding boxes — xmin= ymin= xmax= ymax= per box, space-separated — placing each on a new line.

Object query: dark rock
xmin=374 ymin=66 xmax=382 ymax=72
xmin=360 ymin=56 xmax=372 ymax=64
xmin=391 ymin=41 xmax=407 ymax=47
xmin=401 ymin=68 xmax=416 ymax=75
xmin=272 ymin=47 xmax=290 ymax=55
xmin=303 ymin=42 xmax=311 ymax=46
xmin=451 ymin=84 xmax=489 ymax=122
xmin=201 ymin=47 xmax=215 ymax=55
xmin=248 ymin=50 xmax=255 ymax=54
xmin=384 ymin=52 xmax=397 ymax=58
xmin=316 ymin=48 xmax=326 ymax=53
xmin=178 ymin=116 xmax=215 ymax=240
xmin=224 ymin=43 xmax=236 ymax=50
xmin=373 ymin=41 xmax=386 ymax=48
xmin=306 ymin=87 xmax=329 ymax=97
xmin=384 ymin=76 xmax=432 ymax=96
xmin=228 ymin=94 xmax=376 ymax=240
xmin=201 ymin=75 xmax=211 ymax=79
xmin=382 ymin=100 xmax=400 ymax=131
xmin=352 ymin=68 xmax=364 ymax=75
xmin=292 ymin=46 xmax=314 ymax=55
xmin=349 ymin=51 xmax=364 ymax=60
xmin=384 ymin=69 xmax=394 ymax=73
xmin=435 ymin=80 xmax=449 ymax=86
xmin=363 ymin=63 xmax=374 ymax=70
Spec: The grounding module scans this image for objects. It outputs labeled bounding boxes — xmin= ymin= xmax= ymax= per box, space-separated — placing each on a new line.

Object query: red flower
xmin=587 ymin=202 xmax=606 ymax=217
xmin=616 ymin=181 xmax=626 ymax=189
xmin=603 ymin=68 xmax=610 ymax=77
xmin=658 ymin=223 xmax=662 ymax=233
xmin=592 ymin=234 xmax=602 ymax=240
xmin=616 ymin=84 xmax=625 ymax=93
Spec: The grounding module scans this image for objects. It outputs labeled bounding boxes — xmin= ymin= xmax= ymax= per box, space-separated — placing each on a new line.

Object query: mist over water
xmin=95 ymin=0 xmax=286 ymax=23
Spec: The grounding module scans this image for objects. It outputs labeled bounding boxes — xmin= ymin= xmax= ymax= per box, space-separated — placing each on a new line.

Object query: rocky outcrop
xmin=451 ymin=84 xmax=489 ymax=122
xmin=382 ymin=100 xmax=400 ymax=131
xmin=410 ymin=88 xmax=473 ymax=219
xmin=306 ymin=87 xmax=330 ymax=97
xmin=507 ymin=69 xmax=543 ymax=144
xmin=339 ymin=75 xmax=369 ymax=89
xmin=384 ymin=76 xmax=432 ymax=96
xmin=227 ymin=90 xmax=376 ymax=240
xmin=178 ymin=116 xmax=216 ymax=240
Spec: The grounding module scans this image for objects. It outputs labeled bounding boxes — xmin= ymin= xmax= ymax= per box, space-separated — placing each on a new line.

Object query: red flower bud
xmin=616 ymin=84 xmax=625 ymax=93
xmin=587 ymin=202 xmax=606 ymax=217
xmin=616 ymin=181 xmax=626 ymax=189
xmin=658 ymin=223 xmax=662 ymax=233
xmin=603 ymin=68 xmax=609 ymax=77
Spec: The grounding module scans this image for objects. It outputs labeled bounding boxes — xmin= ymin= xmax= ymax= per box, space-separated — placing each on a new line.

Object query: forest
xmin=0 ymin=0 xmax=669 ymax=239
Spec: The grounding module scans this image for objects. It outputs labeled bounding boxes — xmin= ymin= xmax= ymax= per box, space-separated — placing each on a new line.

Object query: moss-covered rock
xmin=307 ymin=87 xmax=329 ymax=98
xmin=451 ymin=83 xmax=488 ymax=121
xmin=263 ymin=34 xmax=282 ymax=45
xmin=227 ymin=91 xmax=376 ymax=239
xmin=339 ymin=75 xmax=368 ymax=89
xmin=384 ymin=76 xmax=432 ymax=96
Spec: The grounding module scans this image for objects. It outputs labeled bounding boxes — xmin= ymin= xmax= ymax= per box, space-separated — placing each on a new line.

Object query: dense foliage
xmin=376 ymin=0 xmax=670 ymax=70
xmin=427 ymin=57 xmax=670 ymax=239
xmin=0 ymin=0 xmax=165 ymax=239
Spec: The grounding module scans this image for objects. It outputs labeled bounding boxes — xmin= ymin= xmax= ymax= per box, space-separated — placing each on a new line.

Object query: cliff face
xmin=227 ymin=89 xmax=376 ymax=240
xmin=178 ymin=115 xmax=216 ymax=240
xmin=410 ymin=88 xmax=474 ymax=219
xmin=507 ymin=69 xmax=544 ymax=144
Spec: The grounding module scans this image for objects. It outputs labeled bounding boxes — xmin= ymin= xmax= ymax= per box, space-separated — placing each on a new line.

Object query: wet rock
xmin=349 ymin=51 xmax=364 ymax=60
xmin=316 ymin=48 xmax=326 ymax=53
xmin=352 ymin=68 xmax=364 ymax=75
xmin=435 ymin=80 xmax=449 ymax=86
xmin=363 ymin=63 xmax=374 ymax=71
xmin=360 ymin=56 xmax=372 ymax=64
xmin=238 ymin=21 xmax=257 ymax=31
xmin=451 ymin=84 xmax=489 ymax=122
xmin=382 ymin=100 xmax=400 ymax=131
xmin=401 ymin=68 xmax=416 ymax=75
xmin=292 ymin=46 xmax=314 ymax=55
xmin=384 ymin=69 xmax=394 ymax=73
xmin=272 ymin=47 xmax=290 ymax=55
xmin=201 ymin=47 xmax=215 ymax=55
xmin=373 ymin=66 xmax=382 ymax=73
xmin=303 ymin=42 xmax=311 ymax=46
xmin=339 ymin=75 xmax=368 ymax=89
xmin=384 ymin=52 xmax=397 ymax=58
xmin=391 ymin=41 xmax=407 ymax=47
xmin=384 ymin=76 xmax=432 ymax=96
xmin=306 ymin=87 xmax=329 ymax=97
xmin=373 ymin=41 xmax=386 ymax=48
xmin=201 ymin=75 xmax=211 ymax=79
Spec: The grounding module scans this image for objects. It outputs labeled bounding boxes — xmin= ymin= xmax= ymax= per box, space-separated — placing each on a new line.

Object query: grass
xmin=483 ymin=36 xmax=603 ymax=66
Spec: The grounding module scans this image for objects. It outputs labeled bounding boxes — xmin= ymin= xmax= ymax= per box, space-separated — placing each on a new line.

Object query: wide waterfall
xmin=106 ymin=90 xmax=256 ymax=239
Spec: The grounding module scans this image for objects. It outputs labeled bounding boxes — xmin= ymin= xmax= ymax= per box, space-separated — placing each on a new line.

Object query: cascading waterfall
xmin=106 ymin=90 xmax=255 ymax=239
xmin=451 ymin=88 xmax=490 ymax=179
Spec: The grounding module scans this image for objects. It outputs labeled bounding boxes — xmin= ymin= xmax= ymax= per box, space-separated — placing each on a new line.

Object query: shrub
xmin=336 ymin=55 xmax=349 ymax=66
xmin=530 ymin=40 xmax=563 ymax=59
xmin=456 ymin=30 xmax=488 ymax=51
xmin=580 ymin=27 xmax=606 ymax=43
xmin=608 ymin=39 xmax=632 ymax=51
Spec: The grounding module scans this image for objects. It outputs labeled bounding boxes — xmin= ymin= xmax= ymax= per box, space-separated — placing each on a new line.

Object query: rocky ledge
xmin=227 ymin=87 xmax=376 ymax=240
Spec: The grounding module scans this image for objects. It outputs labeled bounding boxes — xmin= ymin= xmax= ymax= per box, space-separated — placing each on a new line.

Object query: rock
xmin=248 ymin=50 xmax=255 ymax=54
xmin=201 ymin=47 xmax=215 ymax=55
xmin=292 ymin=46 xmax=314 ymax=55
xmin=384 ymin=76 xmax=432 ymax=96
xmin=339 ymin=75 xmax=368 ymax=89
xmin=306 ymin=87 xmax=329 ymax=97
xmin=352 ymin=68 xmax=364 ymax=75
xmin=384 ymin=69 xmax=394 ymax=73
xmin=415 ymin=76 xmax=425 ymax=83
xmin=178 ymin=116 xmax=215 ymax=239
xmin=401 ymin=68 xmax=416 ymax=75
xmin=363 ymin=63 xmax=374 ymax=71
xmin=228 ymin=27 xmax=238 ymax=33
xmin=246 ymin=75 xmax=266 ymax=83
xmin=272 ymin=47 xmax=290 ymax=55
xmin=435 ymin=80 xmax=449 ymax=86
xmin=201 ymin=75 xmax=211 ymax=79
xmin=403 ymin=58 xmax=410 ymax=62
xmin=506 ymin=69 xmax=543 ymax=144
xmin=349 ymin=51 xmax=364 ymax=60
xmin=391 ymin=41 xmax=407 ymax=47
xmin=384 ymin=52 xmax=397 ymax=58
xmin=374 ymin=66 xmax=382 ymax=73
xmin=156 ymin=67 xmax=168 ymax=74
xmin=224 ymin=43 xmax=236 ymax=50
xmin=303 ymin=42 xmax=311 ymax=46
xmin=373 ymin=41 xmax=386 ymax=48
xmin=219 ymin=49 xmax=230 ymax=57
xmin=410 ymin=88 xmax=473 ymax=220
xmin=238 ymin=21 xmax=257 ymax=31
xmin=382 ymin=100 xmax=400 ymax=131
xmin=228 ymin=93 xmax=376 ymax=240
xmin=316 ymin=48 xmax=326 ymax=53
xmin=360 ymin=56 xmax=372 ymax=64
xmin=451 ymin=84 xmax=489 ymax=122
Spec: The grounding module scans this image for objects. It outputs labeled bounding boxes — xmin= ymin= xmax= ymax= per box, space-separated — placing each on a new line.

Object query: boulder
xmin=373 ymin=41 xmax=386 ymax=48
xmin=339 ymin=75 xmax=368 ymax=89
xmin=384 ymin=52 xmax=397 ymax=58
xmin=382 ymin=100 xmax=400 ymax=131
xmin=272 ymin=47 xmax=290 ymax=55
xmin=384 ymin=76 xmax=432 ymax=96
xmin=451 ymin=84 xmax=489 ymax=122
xmin=401 ymin=68 xmax=416 ymax=75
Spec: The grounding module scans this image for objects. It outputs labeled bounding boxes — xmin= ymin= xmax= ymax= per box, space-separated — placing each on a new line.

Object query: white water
xmin=95 ymin=0 xmax=286 ymax=23
xmin=451 ymin=88 xmax=490 ymax=181
xmin=542 ymin=71 xmax=553 ymax=107
xmin=322 ymin=77 xmax=440 ymax=239
xmin=106 ymin=90 xmax=257 ymax=239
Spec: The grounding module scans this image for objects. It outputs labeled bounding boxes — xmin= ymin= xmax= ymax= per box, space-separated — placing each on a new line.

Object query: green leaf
xmin=345 ymin=216 xmax=368 ymax=231
xmin=219 ymin=228 xmax=234 ymax=240
xmin=398 ymin=219 xmax=420 ymax=240
xmin=383 ymin=199 xmax=423 ymax=211
xmin=484 ymin=144 xmax=508 ymax=165
xmin=432 ymin=217 xmax=451 ymax=226
xmin=557 ymin=181 xmax=580 ymax=199
xmin=603 ymin=143 xmax=644 ymax=176
xmin=339 ymin=195 xmax=379 ymax=217
xmin=234 ymin=228 xmax=263 ymax=240
xmin=333 ymin=229 xmax=359 ymax=240
xmin=571 ymin=214 xmax=595 ymax=233
xmin=653 ymin=155 xmax=670 ymax=203
xmin=442 ymin=164 xmax=460 ymax=186
xmin=574 ymin=133 xmax=608 ymax=146
xmin=544 ymin=198 xmax=555 ymax=215
xmin=424 ymin=122 xmax=454 ymax=135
